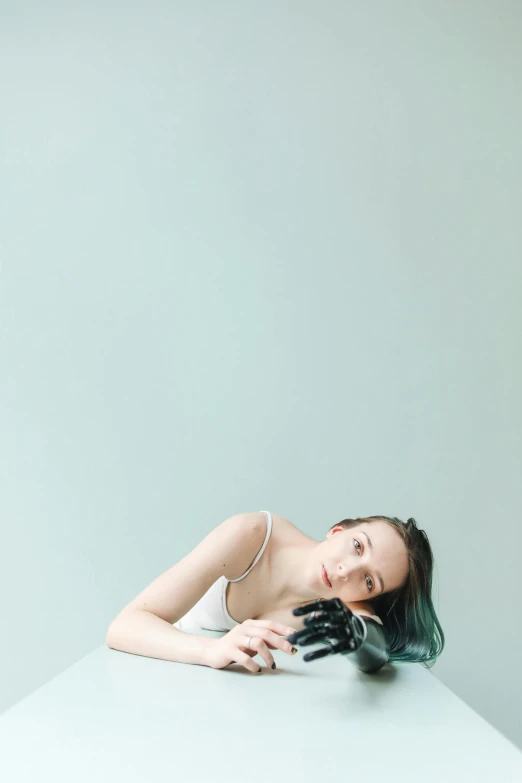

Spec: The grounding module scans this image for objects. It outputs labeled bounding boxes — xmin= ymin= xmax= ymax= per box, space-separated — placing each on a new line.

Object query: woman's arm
xmin=289 ymin=598 xmax=390 ymax=674
xmin=347 ymin=614 xmax=390 ymax=674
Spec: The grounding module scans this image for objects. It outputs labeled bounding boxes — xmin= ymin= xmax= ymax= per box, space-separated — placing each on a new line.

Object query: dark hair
xmin=329 ymin=515 xmax=445 ymax=669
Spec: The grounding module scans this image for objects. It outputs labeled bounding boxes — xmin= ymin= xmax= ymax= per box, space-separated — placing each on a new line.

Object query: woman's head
xmin=322 ymin=518 xmax=409 ymax=602
xmin=323 ymin=515 xmax=445 ymax=668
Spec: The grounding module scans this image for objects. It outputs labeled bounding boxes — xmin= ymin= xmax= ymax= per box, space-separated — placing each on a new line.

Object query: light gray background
xmin=1 ymin=0 xmax=521 ymax=752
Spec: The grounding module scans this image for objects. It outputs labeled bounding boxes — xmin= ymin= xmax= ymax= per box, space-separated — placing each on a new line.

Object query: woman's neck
xmin=269 ymin=533 xmax=322 ymax=608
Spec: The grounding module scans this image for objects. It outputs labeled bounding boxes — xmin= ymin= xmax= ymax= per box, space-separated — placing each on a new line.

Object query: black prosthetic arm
xmin=347 ymin=615 xmax=390 ymax=674
xmin=286 ymin=597 xmax=390 ymax=674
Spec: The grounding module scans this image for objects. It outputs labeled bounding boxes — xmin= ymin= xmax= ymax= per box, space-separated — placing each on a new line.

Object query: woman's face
xmin=317 ymin=521 xmax=409 ymax=604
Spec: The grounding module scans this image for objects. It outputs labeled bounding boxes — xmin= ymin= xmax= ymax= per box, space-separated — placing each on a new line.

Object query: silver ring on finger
xmin=247 ymin=636 xmax=253 ymax=650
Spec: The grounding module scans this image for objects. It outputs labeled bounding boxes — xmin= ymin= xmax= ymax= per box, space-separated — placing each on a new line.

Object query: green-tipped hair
xmin=329 ymin=515 xmax=445 ymax=669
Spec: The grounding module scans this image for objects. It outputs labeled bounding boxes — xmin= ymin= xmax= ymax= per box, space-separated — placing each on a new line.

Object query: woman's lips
xmin=321 ymin=564 xmax=332 ymax=588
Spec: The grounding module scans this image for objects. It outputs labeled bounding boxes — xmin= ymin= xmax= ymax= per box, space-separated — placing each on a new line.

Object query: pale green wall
xmin=1 ymin=0 xmax=521 ymax=751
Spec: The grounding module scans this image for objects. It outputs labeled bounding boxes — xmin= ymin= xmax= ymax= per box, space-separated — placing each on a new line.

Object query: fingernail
xmin=291 ymin=647 xmax=298 ymax=655
xmin=271 ymin=662 xmax=276 ymax=669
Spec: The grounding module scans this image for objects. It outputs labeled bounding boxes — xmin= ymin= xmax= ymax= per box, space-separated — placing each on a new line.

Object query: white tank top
xmin=173 ymin=510 xmax=273 ymax=633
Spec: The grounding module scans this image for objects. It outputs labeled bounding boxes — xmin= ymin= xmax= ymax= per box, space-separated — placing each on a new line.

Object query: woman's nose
xmin=338 ymin=561 xmax=363 ymax=581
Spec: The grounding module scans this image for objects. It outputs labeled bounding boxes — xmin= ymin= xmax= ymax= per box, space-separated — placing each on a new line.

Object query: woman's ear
xmin=326 ymin=524 xmax=345 ymax=539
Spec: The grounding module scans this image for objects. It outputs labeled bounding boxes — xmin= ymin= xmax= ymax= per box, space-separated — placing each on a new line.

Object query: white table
xmin=1 ymin=632 xmax=522 ymax=782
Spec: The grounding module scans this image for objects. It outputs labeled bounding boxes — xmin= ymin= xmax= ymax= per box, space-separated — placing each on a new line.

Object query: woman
xmin=106 ymin=510 xmax=445 ymax=674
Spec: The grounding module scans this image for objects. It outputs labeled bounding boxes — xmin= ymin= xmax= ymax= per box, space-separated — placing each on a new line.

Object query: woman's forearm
xmin=105 ymin=609 xmax=215 ymax=666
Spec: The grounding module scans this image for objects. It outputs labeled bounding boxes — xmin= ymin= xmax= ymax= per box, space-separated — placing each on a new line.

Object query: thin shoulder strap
xmin=229 ymin=510 xmax=273 ymax=583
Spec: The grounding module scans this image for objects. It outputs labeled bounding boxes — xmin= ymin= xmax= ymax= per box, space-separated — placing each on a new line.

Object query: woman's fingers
xmin=239 ymin=636 xmax=275 ymax=670
xmin=228 ymin=619 xmax=299 ymax=672
xmin=235 ymin=647 xmax=264 ymax=673
xmin=243 ymin=624 xmax=298 ymax=656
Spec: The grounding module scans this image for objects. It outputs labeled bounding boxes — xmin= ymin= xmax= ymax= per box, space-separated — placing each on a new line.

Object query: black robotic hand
xmin=285 ymin=597 xmax=367 ymax=662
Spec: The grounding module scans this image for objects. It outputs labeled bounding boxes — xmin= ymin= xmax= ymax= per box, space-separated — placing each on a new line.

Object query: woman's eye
xmin=355 ymin=540 xmax=373 ymax=591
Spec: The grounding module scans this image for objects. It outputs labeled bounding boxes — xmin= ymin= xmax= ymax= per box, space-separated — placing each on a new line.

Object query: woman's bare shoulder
xmin=270 ymin=511 xmax=304 ymax=540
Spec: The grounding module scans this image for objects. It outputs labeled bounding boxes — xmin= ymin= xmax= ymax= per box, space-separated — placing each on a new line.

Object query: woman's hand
xmin=205 ymin=619 xmax=299 ymax=672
